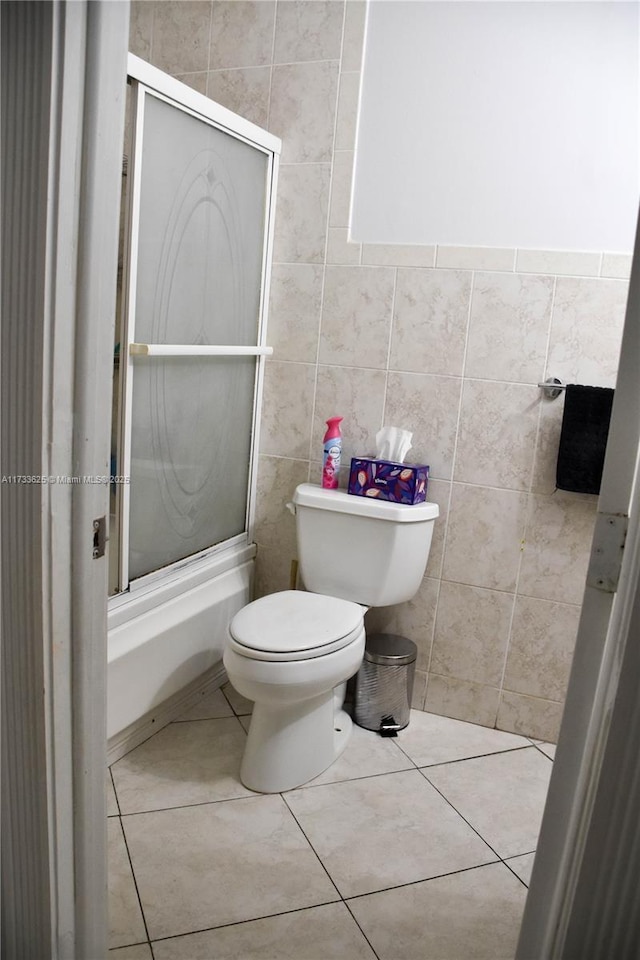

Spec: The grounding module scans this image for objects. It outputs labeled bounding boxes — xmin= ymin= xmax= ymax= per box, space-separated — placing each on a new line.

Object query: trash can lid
xmin=364 ymin=633 xmax=417 ymax=665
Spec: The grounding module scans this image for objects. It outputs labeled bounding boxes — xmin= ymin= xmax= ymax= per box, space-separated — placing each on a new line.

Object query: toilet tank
xmin=291 ymin=484 xmax=439 ymax=607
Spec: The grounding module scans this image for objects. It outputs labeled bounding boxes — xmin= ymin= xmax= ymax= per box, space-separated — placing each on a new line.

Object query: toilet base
xmin=240 ymin=691 xmax=353 ymax=793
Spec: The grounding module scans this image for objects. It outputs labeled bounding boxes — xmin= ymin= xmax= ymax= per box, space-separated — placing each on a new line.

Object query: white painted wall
xmin=352 ymin=0 xmax=639 ymax=252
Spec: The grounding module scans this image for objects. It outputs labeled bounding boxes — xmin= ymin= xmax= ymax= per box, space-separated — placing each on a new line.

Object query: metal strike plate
xmin=92 ymin=516 xmax=108 ymax=559
xmin=586 ymin=513 xmax=628 ymax=593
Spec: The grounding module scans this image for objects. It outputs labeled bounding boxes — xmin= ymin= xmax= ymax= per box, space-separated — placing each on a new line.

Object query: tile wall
xmin=129 ymin=0 xmax=631 ymax=741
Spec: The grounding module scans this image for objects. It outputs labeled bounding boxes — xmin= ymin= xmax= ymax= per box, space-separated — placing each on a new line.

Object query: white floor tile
xmin=423 ymin=746 xmax=552 ymax=858
xmin=111 ymin=717 xmax=252 ymax=814
xmin=348 ymin=862 xmax=527 ymax=960
xmin=108 ymin=819 xmax=146 ymax=950
xmin=109 ymin=945 xmax=153 ymax=959
xmin=284 ymin=769 xmax=496 ymax=898
xmin=505 ymin=852 xmax=536 ymax=886
xmin=298 ymin=722 xmax=414 ymax=788
xmin=122 ymin=795 xmax=338 ymax=940
xmin=396 ymin=710 xmax=529 ymax=767
xmin=152 ymin=903 xmax=376 ymax=959
xmin=537 ymin=742 xmax=556 ymax=760
xmin=174 ymin=687 xmax=234 ymax=721
xmin=222 ymin=680 xmax=254 ymax=715
xmin=107 ymin=771 xmax=119 ymax=816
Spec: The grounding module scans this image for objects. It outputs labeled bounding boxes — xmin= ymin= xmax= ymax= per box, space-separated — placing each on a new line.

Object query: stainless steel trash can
xmin=354 ymin=634 xmax=417 ymax=735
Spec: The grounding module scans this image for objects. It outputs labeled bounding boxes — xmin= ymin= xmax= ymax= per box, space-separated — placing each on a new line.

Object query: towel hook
xmin=538 ymin=377 xmax=565 ymax=400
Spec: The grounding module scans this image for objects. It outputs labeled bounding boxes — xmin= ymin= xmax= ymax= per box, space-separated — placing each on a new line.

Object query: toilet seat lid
xmin=229 ymin=590 xmax=364 ymax=658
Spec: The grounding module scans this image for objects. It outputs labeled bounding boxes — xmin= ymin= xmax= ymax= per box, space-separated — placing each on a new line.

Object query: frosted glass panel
xmin=129 ymin=92 xmax=268 ymax=579
xmin=129 ymin=356 xmax=256 ymax=579
xmin=135 ymin=94 xmax=268 ymax=347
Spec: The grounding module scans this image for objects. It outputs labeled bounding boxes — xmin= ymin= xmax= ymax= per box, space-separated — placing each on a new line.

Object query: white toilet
xmin=223 ymin=483 xmax=439 ymax=793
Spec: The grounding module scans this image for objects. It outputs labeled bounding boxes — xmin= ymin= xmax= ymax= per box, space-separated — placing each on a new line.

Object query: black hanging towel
xmin=556 ymin=384 xmax=614 ymax=495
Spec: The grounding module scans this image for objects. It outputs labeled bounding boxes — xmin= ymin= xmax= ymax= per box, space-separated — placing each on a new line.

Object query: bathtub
xmin=107 ymin=541 xmax=256 ymax=741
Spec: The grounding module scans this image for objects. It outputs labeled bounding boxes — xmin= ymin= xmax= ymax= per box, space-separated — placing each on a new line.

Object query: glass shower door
xmin=112 ymin=63 xmax=278 ymax=593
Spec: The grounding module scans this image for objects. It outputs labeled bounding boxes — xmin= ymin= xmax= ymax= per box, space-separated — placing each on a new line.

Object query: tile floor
xmin=108 ymin=684 xmax=554 ymax=960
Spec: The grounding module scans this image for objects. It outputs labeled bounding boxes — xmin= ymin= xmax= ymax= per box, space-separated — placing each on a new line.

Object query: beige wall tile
xmin=362 ymin=245 xmax=436 ymax=268
xmin=273 ymin=163 xmax=331 ymax=263
xmin=390 ymin=268 xmax=471 ymax=377
xmin=443 ymin=484 xmax=528 ymax=592
xmin=174 ymin=71 xmax=208 ymax=95
xmin=504 ymin=596 xmax=581 ymax=701
xmin=308 ymin=459 xmax=351 ymax=490
xmin=365 ymin=578 xmax=439 ymax=673
xmin=329 ymin=150 xmax=354 ymax=227
xmin=269 ymin=263 xmax=323 ymax=363
xmin=497 ymin=691 xmax=563 ymax=743
xmin=269 ymin=61 xmax=339 ymax=163
xmin=259 ymin=361 xmax=315 ymax=458
xmin=254 ymin=455 xmax=309 ymax=597
xmin=465 ymin=273 xmax=554 ymax=383
xmin=384 ymin=373 xmax=463 ymax=481
xmin=515 ymin=249 xmax=601 ymax=277
xmin=206 ymin=66 xmax=271 ymax=126
xmin=274 ymin=0 xmax=345 ymax=63
xmin=601 ymin=252 xmax=632 ymax=279
xmin=519 ymin=493 xmax=597 ymax=604
xmin=423 ymin=478 xmax=450 ymax=580
xmin=454 ymin=381 xmax=540 ymax=491
xmin=341 ymin=0 xmax=367 ymax=72
xmin=432 ymin=582 xmax=514 ymax=687
xmin=129 ymin=0 xmax=153 ymax=60
xmin=152 ymin=0 xmax=212 ymax=74
xmin=335 ymin=71 xmax=361 ymax=151
xmin=425 ymin=675 xmax=500 ymax=728
xmin=546 ymin=277 xmax=629 ymax=388
xmin=436 ymin=246 xmax=515 ymax=271
xmin=326 ymin=227 xmax=361 ymax=265
xmin=312 ymin=366 xmax=386 ymax=465
xmin=209 ymin=1 xmax=275 ymax=69
xmin=412 ymin=669 xmax=428 ymax=710
xmin=320 ymin=265 xmax=395 ymax=368
xmin=530 ymin=395 xmax=564 ymax=495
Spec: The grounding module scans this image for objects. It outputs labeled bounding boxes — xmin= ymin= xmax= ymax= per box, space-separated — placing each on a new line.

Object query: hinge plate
xmin=586 ymin=512 xmax=628 ymax=593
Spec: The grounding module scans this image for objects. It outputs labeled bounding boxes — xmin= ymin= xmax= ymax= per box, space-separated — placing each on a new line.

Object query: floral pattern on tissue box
xmin=348 ymin=458 xmax=429 ymax=504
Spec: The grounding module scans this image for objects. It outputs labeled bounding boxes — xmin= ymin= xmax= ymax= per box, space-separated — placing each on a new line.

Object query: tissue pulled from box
xmin=375 ymin=427 xmax=412 ymax=463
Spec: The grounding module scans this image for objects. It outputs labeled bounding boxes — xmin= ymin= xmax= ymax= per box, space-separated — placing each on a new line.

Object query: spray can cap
xmin=323 ymin=416 xmax=343 ymax=441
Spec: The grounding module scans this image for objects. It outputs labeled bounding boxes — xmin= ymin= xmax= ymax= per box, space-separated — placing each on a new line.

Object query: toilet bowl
xmin=224 ymin=483 xmax=439 ymax=794
xmin=224 ymin=590 xmax=365 ymax=793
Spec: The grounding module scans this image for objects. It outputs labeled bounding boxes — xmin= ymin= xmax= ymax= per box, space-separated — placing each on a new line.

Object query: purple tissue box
xmin=348 ymin=457 xmax=429 ymax=505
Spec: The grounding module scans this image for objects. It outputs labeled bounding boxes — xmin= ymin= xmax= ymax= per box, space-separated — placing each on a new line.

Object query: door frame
xmin=1 ymin=1 xmax=129 ymax=956
xmin=517 ymin=210 xmax=640 ymax=956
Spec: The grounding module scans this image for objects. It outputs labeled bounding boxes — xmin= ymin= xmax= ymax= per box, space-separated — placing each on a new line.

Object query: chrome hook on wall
xmin=538 ymin=377 xmax=565 ymax=400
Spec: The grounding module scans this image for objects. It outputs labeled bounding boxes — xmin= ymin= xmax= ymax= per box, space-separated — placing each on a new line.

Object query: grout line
xmin=343 ymin=858 xmax=504 ymax=904
xmin=342 ymin=902 xmax=383 ymax=960
xmin=414 ymin=743 xmax=537 ymax=770
xmin=108 ymin=765 xmax=122 ymax=817
xmin=307 ymin=15 xmax=349 ymax=471
xmin=502 ymin=852 xmax=537 ymax=890
xmin=380 ymin=266 xmax=398 ymax=429
xmin=146 ymin=899 xmax=343 ymax=948
xmin=279 ymin=792 xmax=344 ymax=897
xmin=416 ymin=770 xmax=508 ymax=863
xmin=205 ymin=0 xmax=214 ymax=74
xmin=117 ymin=815 xmax=156 ymax=956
